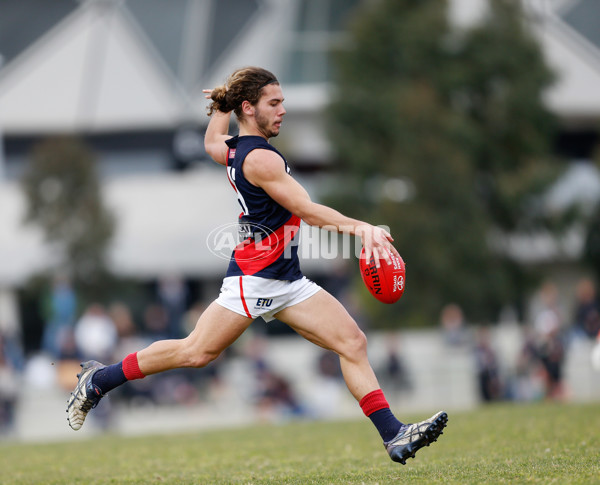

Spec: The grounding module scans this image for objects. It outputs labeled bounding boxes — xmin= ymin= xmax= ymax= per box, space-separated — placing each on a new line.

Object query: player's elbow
xmin=294 ymin=203 xmax=322 ymax=227
xmin=298 ymin=212 xmax=319 ymax=227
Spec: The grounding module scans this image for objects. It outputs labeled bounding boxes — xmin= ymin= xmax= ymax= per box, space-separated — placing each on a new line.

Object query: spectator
xmin=109 ymin=302 xmax=152 ymax=359
xmin=440 ymin=303 xmax=468 ymax=347
xmin=317 ymin=350 xmax=343 ymax=381
xmin=74 ymin=304 xmax=117 ymax=363
xmin=531 ymin=281 xmax=566 ymax=399
xmin=307 ymin=350 xmax=345 ymax=419
xmin=244 ymin=335 xmax=303 ymax=420
xmin=182 ymin=301 xmax=207 ymax=336
xmin=142 ymin=303 xmax=169 ymax=341
xmin=511 ymin=325 xmax=545 ymax=402
xmin=379 ymin=334 xmax=412 ymax=397
xmin=108 ymin=303 xmax=156 ymax=406
xmin=0 ymin=332 xmax=20 ymax=435
xmin=55 ymin=327 xmax=83 ymax=392
xmin=57 ymin=328 xmax=81 ymax=361
xmin=41 ymin=273 xmax=77 ymax=358
xmin=572 ymin=277 xmax=600 ymax=340
xmin=109 ymin=303 xmax=137 ymax=342
xmin=73 ymin=304 xmax=119 ymax=428
xmin=255 ymin=369 xmax=302 ymax=420
xmin=537 ymin=322 xmax=567 ymax=400
xmin=591 ymin=330 xmax=600 ymax=372
xmin=531 ymin=282 xmax=565 ymax=336
xmin=531 ymin=281 xmax=568 ymax=401
xmin=473 ymin=327 xmax=502 ymax=402
xmin=157 ymin=275 xmax=188 ymax=339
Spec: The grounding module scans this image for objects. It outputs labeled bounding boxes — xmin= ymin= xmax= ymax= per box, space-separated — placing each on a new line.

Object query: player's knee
xmin=342 ymin=328 xmax=368 ymax=358
xmin=181 ymin=339 xmax=220 ymax=368
xmin=185 ymin=350 xmax=220 ymax=368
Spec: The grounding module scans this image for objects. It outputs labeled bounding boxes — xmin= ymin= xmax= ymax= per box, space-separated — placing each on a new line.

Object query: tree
xmin=21 ymin=136 xmax=116 ymax=301
xmin=328 ymin=0 xmax=560 ymax=326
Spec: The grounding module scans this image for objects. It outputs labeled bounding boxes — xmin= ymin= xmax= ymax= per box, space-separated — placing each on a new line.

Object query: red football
xmin=359 ymin=247 xmax=406 ymax=304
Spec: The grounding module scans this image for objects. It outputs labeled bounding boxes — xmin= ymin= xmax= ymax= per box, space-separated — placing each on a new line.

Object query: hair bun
xmin=207 ymin=85 xmax=231 ymax=114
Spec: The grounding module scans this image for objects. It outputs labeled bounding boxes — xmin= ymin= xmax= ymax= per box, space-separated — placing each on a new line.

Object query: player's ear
xmin=241 ymin=100 xmax=254 ymax=117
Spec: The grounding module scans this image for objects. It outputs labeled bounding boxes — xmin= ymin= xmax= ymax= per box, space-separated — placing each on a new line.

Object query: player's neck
xmin=239 ymin=122 xmax=269 ymax=141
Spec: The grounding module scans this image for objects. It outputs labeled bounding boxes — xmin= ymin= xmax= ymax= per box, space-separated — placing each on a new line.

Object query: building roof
xmin=535 ymin=4 xmax=600 ymax=122
xmin=561 ymin=0 xmax=600 ymax=50
xmin=0 ymin=0 xmax=193 ymax=133
xmin=0 ymin=0 xmax=598 ymax=136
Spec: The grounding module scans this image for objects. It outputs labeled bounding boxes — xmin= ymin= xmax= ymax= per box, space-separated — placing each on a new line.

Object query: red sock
xmin=122 ymin=352 xmax=146 ymax=380
xmin=360 ymin=389 xmax=403 ymax=441
xmin=359 ymin=389 xmax=390 ymax=416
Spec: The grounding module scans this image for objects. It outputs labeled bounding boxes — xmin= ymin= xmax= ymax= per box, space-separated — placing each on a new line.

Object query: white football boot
xmin=66 ymin=360 xmax=106 ymax=430
xmin=385 ymin=411 xmax=448 ymax=464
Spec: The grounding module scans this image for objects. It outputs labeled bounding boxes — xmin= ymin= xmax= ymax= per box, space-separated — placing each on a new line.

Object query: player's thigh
xmin=186 ymin=301 xmax=253 ymax=355
xmin=274 ymin=289 xmax=365 ymax=354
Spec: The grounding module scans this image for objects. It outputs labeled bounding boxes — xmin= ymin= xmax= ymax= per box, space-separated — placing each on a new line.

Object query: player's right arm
xmin=204 ymin=110 xmax=232 ymax=166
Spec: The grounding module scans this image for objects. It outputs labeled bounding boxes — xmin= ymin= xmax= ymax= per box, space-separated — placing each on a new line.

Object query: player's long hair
xmin=207 ymin=67 xmax=279 ymax=119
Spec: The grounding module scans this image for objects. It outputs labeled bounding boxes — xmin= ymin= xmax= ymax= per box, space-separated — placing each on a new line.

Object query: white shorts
xmin=215 ymin=275 xmax=322 ymax=322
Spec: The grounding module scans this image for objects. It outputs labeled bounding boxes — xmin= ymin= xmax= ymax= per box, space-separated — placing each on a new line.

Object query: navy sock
xmin=368 ymin=408 xmax=404 ymax=442
xmin=91 ymin=362 xmax=127 ymax=394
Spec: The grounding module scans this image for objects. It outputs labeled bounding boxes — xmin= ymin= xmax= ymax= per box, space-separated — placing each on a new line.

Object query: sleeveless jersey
xmin=224 ymin=135 xmax=303 ymax=281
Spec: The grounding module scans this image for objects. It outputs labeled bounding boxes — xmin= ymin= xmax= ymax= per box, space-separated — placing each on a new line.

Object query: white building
xmin=0 ymin=0 xmax=599 ymax=334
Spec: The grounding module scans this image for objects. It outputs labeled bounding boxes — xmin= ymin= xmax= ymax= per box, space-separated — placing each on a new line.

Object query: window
xmin=282 ymin=0 xmax=361 ymax=84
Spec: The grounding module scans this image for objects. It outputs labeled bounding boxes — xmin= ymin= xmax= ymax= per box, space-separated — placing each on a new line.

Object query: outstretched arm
xmin=244 ymin=149 xmax=398 ymax=266
xmin=203 ymin=89 xmax=231 ymax=166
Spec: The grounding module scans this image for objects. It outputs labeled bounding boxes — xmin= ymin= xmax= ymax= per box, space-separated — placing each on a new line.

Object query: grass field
xmin=1 ymin=402 xmax=599 ymax=484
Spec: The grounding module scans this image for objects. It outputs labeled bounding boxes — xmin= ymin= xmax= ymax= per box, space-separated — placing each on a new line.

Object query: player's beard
xmin=255 ymin=107 xmax=279 ymax=139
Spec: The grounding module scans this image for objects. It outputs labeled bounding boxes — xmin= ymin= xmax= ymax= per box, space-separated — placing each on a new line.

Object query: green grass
xmin=2 ymin=402 xmax=599 ymax=484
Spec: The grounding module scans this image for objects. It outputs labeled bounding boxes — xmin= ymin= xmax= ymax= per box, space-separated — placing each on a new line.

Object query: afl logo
xmin=206 ymin=222 xmax=281 ymax=261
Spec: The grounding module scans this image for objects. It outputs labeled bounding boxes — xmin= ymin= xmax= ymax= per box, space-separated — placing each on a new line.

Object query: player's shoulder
xmin=244 ymin=148 xmax=286 ymax=180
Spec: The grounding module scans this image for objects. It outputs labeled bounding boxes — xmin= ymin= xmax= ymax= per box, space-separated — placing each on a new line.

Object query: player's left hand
xmin=357 ymin=224 xmax=398 ymax=268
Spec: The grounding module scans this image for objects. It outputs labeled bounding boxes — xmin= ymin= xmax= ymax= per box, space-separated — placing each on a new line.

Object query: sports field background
xmin=10 ymin=327 xmax=600 ymax=444
xmin=1 ymin=2 xmax=600 ymax=483
xmin=2 ymin=402 xmax=598 ymax=484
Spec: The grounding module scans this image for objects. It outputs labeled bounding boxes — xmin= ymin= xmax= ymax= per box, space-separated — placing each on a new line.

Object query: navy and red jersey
xmin=224 ymin=135 xmax=303 ymax=281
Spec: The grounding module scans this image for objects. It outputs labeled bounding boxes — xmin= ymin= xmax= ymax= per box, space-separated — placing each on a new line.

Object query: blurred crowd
xmin=0 ymin=274 xmax=347 ymax=434
xmin=441 ymin=277 xmax=600 ymax=404
xmin=1 ymin=274 xmax=600 ymax=436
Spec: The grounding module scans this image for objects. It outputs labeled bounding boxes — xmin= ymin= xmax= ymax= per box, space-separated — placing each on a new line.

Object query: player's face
xmin=254 ymin=84 xmax=286 ymax=139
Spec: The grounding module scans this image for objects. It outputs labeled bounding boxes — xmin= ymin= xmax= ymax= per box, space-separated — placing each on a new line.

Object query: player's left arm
xmin=244 ymin=149 xmax=397 ymax=265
